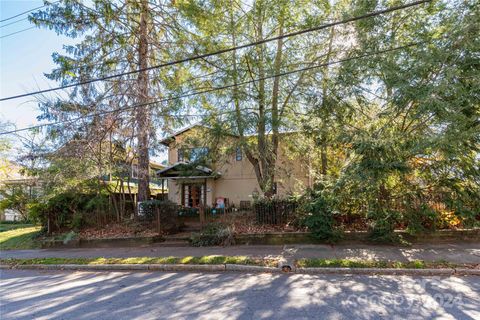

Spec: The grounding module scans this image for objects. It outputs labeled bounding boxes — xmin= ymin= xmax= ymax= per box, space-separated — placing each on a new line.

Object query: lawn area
xmin=0 ymin=225 xmax=42 ymax=250
xmin=0 ymin=223 xmax=34 ymax=232
xmin=295 ymin=258 xmax=459 ymax=269
xmin=0 ymin=255 xmax=278 ymax=267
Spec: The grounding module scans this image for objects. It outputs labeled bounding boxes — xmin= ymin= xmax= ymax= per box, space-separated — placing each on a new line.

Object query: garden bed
xmin=79 ymin=223 xmax=159 ymax=240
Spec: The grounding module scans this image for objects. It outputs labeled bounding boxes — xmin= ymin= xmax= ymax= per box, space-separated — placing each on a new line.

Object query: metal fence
xmin=254 ymin=200 xmax=298 ymax=225
xmin=178 ymin=200 xmax=298 ymax=226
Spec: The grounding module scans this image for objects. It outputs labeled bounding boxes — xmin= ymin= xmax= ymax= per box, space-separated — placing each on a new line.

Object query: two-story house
xmin=157 ymin=125 xmax=312 ymax=208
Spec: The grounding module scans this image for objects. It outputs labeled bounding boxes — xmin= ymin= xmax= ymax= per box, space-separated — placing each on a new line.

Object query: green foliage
xmin=29 ymin=192 xmax=109 ymax=232
xmin=404 ymin=204 xmax=437 ymax=235
xmin=366 ymin=209 xmax=403 ymax=244
xmin=11 ymin=0 xmax=478 ymax=239
xmin=296 ymin=0 xmax=480 ymax=238
xmin=189 ymin=222 xmax=235 ymax=247
xmin=300 ymin=183 xmax=342 ymax=243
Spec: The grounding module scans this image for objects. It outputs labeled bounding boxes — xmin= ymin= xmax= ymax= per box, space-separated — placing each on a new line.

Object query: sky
xmin=0 ymin=0 xmax=171 ymax=163
xmin=0 ymin=0 xmax=74 ymax=132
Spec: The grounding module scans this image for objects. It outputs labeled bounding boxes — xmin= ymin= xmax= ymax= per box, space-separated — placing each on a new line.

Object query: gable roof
xmin=159 ymin=124 xmax=203 ymax=146
xmin=156 ymin=162 xmax=221 ymax=179
xmin=159 ymin=123 xmax=300 ymax=147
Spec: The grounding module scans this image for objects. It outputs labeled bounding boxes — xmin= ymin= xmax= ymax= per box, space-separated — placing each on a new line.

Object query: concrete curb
xmin=1 ymin=263 xmax=479 ymax=276
xmin=148 ymin=264 xmax=225 ymax=272
xmin=454 ymin=268 xmax=480 ymax=276
xmin=225 ymin=264 xmax=280 ymax=273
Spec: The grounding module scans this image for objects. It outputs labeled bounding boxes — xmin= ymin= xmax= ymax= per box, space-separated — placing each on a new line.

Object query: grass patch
xmin=0 ymin=255 xmax=278 ymax=267
xmin=295 ymin=258 xmax=459 ymax=269
xmin=0 ymin=226 xmax=41 ymax=250
xmin=0 ymin=224 xmax=34 ymax=232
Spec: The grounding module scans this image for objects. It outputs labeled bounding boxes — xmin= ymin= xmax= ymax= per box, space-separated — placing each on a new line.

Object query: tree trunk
xmin=265 ymin=13 xmax=284 ymax=197
xmin=136 ymin=0 xmax=151 ymax=204
xmin=319 ymin=26 xmax=335 ymax=177
xmin=255 ymin=4 xmax=268 ymax=195
xmin=320 ymin=142 xmax=327 ymax=175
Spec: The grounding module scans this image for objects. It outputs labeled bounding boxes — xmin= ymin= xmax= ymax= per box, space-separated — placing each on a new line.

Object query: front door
xmin=182 ymin=183 xmax=205 ymax=207
xmin=190 ymin=185 xmax=200 ymax=207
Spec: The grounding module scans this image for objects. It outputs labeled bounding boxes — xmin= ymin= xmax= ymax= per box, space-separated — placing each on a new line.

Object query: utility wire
xmin=0 ymin=26 xmax=36 ymax=39
xmin=0 ymin=1 xmax=58 ymax=23
xmin=0 ymin=41 xmax=422 ymax=136
xmin=0 ymin=17 xmax=26 ymax=28
xmin=0 ymin=0 xmax=430 ymax=102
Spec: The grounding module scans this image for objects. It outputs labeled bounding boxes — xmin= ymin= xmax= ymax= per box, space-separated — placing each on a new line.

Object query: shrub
xmin=367 ymin=209 xmax=403 ymax=243
xmin=29 ymin=192 xmax=109 ymax=232
xmin=300 ymin=184 xmax=343 ymax=243
xmin=404 ymin=204 xmax=437 ymax=235
xmin=189 ymin=222 xmax=234 ymax=247
xmin=456 ymin=208 xmax=480 ymax=228
xmin=177 ymin=206 xmax=199 ymax=217
xmin=138 ymin=200 xmax=180 ymax=233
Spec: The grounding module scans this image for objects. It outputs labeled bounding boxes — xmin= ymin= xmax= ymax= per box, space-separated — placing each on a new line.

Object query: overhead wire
xmin=0 ymin=1 xmax=59 ymax=23
xmin=0 ymin=40 xmax=423 ymax=136
xmin=0 ymin=0 xmax=430 ymax=101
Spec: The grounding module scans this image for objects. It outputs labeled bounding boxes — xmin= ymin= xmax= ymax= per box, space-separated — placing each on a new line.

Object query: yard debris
xmin=79 ymin=223 xmax=158 ymax=240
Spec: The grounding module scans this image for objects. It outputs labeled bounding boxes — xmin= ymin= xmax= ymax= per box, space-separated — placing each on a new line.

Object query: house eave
xmin=167 ymin=175 xmax=220 ymax=180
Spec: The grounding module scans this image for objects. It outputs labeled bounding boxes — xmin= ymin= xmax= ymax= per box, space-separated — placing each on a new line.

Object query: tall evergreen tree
xmin=30 ymin=0 xmax=184 ymax=205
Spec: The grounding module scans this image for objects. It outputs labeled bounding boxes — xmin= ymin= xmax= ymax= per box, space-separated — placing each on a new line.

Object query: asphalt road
xmin=1 ymin=269 xmax=479 ymax=320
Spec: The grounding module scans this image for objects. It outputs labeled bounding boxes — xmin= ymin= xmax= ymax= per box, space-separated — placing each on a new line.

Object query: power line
xmin=0 ymin=41 xmax=422 ymax=136
xmin=0 ymin=17 xmax=26 ymax=29
xmin=0 ymin=0 xmax=430 ymax=102
xmin=0 ymin=1 xmax=58 ymax=23
xmin=0 ymin=26 xmax=36 ymax=39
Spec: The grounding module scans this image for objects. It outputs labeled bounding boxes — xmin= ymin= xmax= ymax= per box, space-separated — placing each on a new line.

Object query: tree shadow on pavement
xmin=0 ymin=270 xmax=479 ymax=319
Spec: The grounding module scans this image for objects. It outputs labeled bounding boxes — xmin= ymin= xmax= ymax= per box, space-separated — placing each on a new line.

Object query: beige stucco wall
xmin=164 ymin=127 xmax=310 ymax=206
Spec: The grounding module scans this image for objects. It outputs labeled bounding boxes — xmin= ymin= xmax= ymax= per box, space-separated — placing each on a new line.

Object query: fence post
xmin=156 ymin=207 xmax=161 ymax=235
xmin=199 ymin=206 xmax=205 ymax=226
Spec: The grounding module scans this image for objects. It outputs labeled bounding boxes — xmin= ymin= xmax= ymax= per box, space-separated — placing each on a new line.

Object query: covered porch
xmin=157 ymin=162 xmax=221 ymax=208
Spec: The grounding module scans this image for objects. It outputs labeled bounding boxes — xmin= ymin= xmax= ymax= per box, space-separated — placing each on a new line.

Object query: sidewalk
xmin=2 ymin=242 xmax=479 ymax=264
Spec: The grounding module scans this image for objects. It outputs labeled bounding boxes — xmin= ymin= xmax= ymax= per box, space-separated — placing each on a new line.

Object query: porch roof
xmin=156 ymin=162 xmax=221 ymax=179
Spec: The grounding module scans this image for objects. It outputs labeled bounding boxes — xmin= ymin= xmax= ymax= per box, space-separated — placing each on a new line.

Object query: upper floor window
xmin=190 ymin=147 xmax=209 ymax=162
xmin=236 ymin=147 xmax=242 ymax=161
xmin=177 ymin=147 xmax=209 ymax=163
